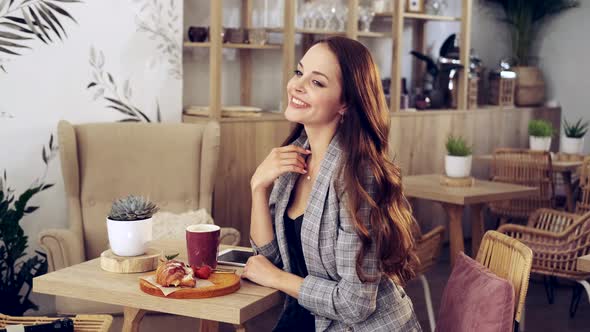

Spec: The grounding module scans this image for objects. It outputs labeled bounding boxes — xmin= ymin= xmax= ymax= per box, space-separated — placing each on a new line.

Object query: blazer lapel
xmin=273 ymin=133 xmax=310 ymax=273
xmin=301 ymin=133 xmax=342 ymax=278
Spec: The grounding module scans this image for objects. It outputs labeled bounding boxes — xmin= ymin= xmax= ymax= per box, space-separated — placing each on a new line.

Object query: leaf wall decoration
xmin=86 ymin=46 xmax=160 ymax=123
xmin=0 ymin=0 xmax=81 ymax=72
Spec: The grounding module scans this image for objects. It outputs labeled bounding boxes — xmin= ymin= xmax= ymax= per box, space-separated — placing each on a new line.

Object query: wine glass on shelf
xmin=336 ymin=5 xmax=348 ymax=32
xmin=358 ymin=6 xmax=375 ymax=32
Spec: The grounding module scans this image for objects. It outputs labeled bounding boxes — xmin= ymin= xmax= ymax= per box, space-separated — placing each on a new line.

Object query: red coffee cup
xmin=186 ymin=224 xmax=221 ymax=269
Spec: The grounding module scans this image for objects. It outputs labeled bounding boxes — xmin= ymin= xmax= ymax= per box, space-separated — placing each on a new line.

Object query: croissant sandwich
xmin=155 ymin=260 xmax=196 ymax=288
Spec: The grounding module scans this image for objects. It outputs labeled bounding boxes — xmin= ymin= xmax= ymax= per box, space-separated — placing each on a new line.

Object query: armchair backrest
xmin=490 ymin=148 xmax=554 ymax=218
xmin=476 ymin=231 xmax=533 ymax=330
xmin=57 ymin=120 xmax=220 ymax=260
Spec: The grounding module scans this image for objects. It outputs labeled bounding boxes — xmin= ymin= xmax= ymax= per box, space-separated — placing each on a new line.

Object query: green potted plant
xmin=1 ymin=135 xmax=57 ymax=315
xmin=483 ymin=0 xmax=579 ymax=106
xmin=445 ymin=135 xmax=473 ymax=178
xmin=106 ymin=195 xmax=159 ymax=257
xmin=528 ymin=119 xmax=554 ymax=151
xmin=561 ymin=118 xmax=588 ymax=154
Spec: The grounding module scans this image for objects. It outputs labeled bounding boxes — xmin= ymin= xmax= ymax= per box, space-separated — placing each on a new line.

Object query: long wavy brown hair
xmin=283 ymin=37 xmax=419 ymax=285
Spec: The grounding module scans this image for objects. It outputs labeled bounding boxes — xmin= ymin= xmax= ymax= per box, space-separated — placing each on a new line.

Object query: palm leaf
xmin=0 ymin=45 xmax=19 ymax=55
xmin=20 ymin=8 xmax=46 ymax=43
xmin=29 ymin=7 xmax=52 ymax=42
xmin=0 ymin=31 xmax=31 ymax=40
xmin=43 ymin=1 xmax=78 ymax=24
xmin=0 ymin=38 xmax=29 ymax=48
xmin=39 ymin=2 xmax=66 ymax=37
xmin=35 ymin=4 xmax=61 ymax=40
xmin=0 ymin=22 xmax=34 ymax=34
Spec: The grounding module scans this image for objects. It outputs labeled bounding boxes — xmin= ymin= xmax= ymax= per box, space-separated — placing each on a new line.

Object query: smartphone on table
xmin=217 ymin=248 xmax=254 ymax=267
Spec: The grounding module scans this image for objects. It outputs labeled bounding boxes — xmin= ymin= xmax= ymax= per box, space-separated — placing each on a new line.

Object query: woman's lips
xmin=289 ymin=96 xmax=310 ymax=109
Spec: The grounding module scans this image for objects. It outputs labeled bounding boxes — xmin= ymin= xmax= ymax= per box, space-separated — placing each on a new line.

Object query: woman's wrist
xmin=250 ymin=181 xmax=271 ymax=195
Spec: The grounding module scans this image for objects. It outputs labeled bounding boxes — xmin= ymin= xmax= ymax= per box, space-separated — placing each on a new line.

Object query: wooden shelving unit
xmin=184 ymin=42 xmax=282 ymax=50
xmin=184 ymin=0 xmax=473 ymax=117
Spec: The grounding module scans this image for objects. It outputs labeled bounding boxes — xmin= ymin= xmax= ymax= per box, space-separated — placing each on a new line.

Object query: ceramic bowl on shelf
xmin=224 ymin=28 xmax=246 ymax=44
xmin=188 ymin=26 xmax=208 ymax=42
xmin=247 ymin=28 xmax=267 ymax=45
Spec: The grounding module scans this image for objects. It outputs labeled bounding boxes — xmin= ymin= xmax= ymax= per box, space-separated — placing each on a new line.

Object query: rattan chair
xmin=499 ymin=209 xmax=590 ymax=318
xmin=475 ymin=231 xmax=533 ymax=332
xmin=414 ymin=225 xmax=445 ymax=332
xmin=489 ymin=148 xmax=555 ymax=224
xmin=575 ymin=156 xmax=590 ymax=214
xmin=0 ymin=314 xmax=112 ymax=332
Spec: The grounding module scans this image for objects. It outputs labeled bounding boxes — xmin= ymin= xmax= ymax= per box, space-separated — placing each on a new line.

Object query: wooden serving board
xmin=100 ymin=248 xmax=162 ymax=273
xmin=139 ymin=272 xmax=241 ymax=299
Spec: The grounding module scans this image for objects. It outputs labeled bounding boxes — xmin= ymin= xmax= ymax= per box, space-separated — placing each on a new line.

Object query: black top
xmin=272 ymin=214 xmax=315 ymax=332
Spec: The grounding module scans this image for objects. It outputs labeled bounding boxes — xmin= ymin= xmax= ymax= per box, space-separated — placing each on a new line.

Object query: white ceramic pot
xmin=445 ymin=155 xmax=472 ymax=178
xmin=106 ymin=217 xmax=152 ymax=256
xmin=529 ymin=136 xmax=552 ymax=151
xmin=561 ymin=135 xmax=584 ymax=155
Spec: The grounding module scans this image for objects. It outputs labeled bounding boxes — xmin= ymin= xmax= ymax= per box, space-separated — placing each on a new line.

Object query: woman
xmin=243 ymin=36 xmax=421 ymax=332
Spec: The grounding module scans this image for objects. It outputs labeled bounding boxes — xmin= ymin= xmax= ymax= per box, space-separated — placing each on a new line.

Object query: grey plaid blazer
xmin=252 ymin=130 xmax=422 ymax=332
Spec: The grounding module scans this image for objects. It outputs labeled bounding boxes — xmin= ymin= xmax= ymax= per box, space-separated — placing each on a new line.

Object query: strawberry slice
xmin=192 ymin=264 xmax=212 ymax=279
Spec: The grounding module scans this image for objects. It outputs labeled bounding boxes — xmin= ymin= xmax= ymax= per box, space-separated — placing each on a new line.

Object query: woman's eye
xmin=312 ymin=80 xmax=324 ymax=87
xmin=294 ymin=69 xmax=303 ymax=76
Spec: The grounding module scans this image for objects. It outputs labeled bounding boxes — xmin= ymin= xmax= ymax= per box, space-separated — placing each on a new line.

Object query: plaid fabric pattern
xmin=253 ymin=130 xmax=421 ymax=332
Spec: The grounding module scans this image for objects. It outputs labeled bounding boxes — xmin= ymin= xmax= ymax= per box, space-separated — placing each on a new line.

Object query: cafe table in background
xmin=475 ymin=154 xmax=584 ymax=212
xmin=403 ymin=174 xmax=538 ymax=266
xmin=33 ymin=240 xmax=283 ymax=332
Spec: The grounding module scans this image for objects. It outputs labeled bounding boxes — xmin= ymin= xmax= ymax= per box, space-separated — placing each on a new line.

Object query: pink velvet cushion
xmin=436 ymin=252 xmax=515 ymax=332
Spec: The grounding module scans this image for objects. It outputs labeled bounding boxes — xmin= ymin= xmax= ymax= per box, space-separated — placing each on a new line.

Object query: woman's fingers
xmin=279 ymin=158 xmax=306 ymax=169
xmin=281 ymin=165 xmax=307 ymax=174
xmin=279 ymin=145 xmax=311 ymax=155
xmin=280 ymin=152 xmax=306 ymax=165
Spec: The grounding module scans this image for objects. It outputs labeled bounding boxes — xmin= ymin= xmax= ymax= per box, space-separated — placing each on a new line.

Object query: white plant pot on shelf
xmin=445 ymin=155 xmax=472 ymax=178
xmin=529 ymin=136 xmax=552 ymax=151
xmin=106 ymin=217 xmax=152 ymax=256
xmin=561 ymin=135 xmax=584 ymax=155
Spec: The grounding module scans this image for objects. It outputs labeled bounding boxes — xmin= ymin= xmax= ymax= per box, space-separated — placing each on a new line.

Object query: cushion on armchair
xmin=436 ymin=252 xmax=515 ymax=332
xmin=152 ymin=209 xmax=240 ymax=245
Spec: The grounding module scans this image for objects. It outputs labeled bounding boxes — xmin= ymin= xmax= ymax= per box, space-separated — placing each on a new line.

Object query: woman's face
xmin=284 ymin=43 xmax=345 ymax=127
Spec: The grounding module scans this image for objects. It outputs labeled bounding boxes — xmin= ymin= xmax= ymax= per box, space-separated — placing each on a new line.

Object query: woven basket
xmin=0 ymin=314 xmax=112 ymax=332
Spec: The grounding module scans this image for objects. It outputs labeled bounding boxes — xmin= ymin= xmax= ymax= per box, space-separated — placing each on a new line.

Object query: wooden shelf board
xmin=358 ymin=31 xmax=391 ymax=38
xmin=295 ymin=28 xmax=346 ymax=36
xmin=183 ymin=111 xmax=285 ymax=123
xmin=403 ymin=13 xmax=461 ymax=22
xmin=184 ymin=42 xmax=281 ymax=50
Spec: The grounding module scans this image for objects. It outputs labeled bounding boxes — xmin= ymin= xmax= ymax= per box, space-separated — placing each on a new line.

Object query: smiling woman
xmin=246 ymin=37 xmax=422 ymax=332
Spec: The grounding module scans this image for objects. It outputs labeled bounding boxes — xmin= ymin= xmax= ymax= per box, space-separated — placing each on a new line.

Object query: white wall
xmin=0 ymin=0 xmax=182 ymax=314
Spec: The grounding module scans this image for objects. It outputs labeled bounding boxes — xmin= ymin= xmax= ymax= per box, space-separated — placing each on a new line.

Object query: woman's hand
xmin=241 ymin=255 xmax=283 ymax=289
xmin=250 ymin=145 xmax=311 ymax=192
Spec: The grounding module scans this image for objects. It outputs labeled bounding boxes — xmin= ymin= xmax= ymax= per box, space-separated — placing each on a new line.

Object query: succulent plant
xmin=108 ymin=195 xmax=159 ymax=221
xmin=563 ymin=118 xmax=589 ymax=138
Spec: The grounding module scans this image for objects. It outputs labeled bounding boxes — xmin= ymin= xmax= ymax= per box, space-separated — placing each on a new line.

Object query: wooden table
xmin=404 ymin=174 xmax=538 ymax=266
xmin=475 ymin=154 xmax=584 ymax=212
xmin=33 ymin=240 xmax=283 ymax=332
xmin=577 ymin=254 xmax=590 ymax=272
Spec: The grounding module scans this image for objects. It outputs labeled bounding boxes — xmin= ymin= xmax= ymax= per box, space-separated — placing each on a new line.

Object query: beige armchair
xmin=38 ymin=120 xmax=238 ymax=318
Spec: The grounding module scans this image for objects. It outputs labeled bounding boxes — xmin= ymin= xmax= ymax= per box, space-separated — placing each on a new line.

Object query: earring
xmin=340 ymin=113 xmax=344 ymax=124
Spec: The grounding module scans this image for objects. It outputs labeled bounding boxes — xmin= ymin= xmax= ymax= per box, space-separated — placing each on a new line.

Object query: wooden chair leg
xmin=200 ymin=320 xmax=219 ymax=332
xmin=569 ymin=283 xmax=584 ymax=318
xmin=233 ymin=324 xmax=246 ymax=332
xmin=122 ymin=307 xmax=146 ymax=332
